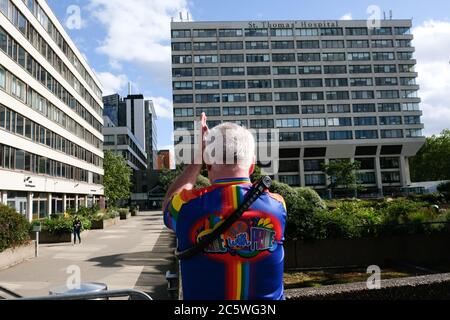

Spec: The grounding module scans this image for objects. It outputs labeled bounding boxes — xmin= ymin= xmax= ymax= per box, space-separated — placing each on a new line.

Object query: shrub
xmin=33 ymin=216 xmax=92 ymax=235
xmin=296 ymin=187 xmax=327 ymax=210
xmin=437 ymin=181 xmax=450 ymax=193
xmin=0 ymin=205 xmax=30 ymax=252
xmin=195 ymin=175 xmax=211 ymax=188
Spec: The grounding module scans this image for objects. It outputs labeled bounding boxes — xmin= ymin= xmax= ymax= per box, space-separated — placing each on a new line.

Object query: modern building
xmin=0 ymin=0 xmax=104 ymax=221
xmin=145 ymin=100 xmax=157 ymax=170
xmin=170 ymin=19 xmax=426 ymax=196
xmin=103 ymin=93 xmax=148 ymax=172
xmin=156 ymin=149 xmax=172 ymax=170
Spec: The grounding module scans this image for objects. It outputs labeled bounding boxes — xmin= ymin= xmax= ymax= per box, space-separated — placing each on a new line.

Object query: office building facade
xmin=170 ymin=19 xmax=425 ymax=196
xmin=0 ymin=0 xmax=104 ymax=220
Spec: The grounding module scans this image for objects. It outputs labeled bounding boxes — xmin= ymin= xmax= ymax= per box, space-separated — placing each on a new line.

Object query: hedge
xmin=0 ymin=204 xmax=30 ymax=252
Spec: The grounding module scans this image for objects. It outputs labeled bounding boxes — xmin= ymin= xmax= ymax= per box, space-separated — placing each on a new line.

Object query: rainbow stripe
xmin=227 ymin=261 xmax=251 ymax=300
xmin=213 ymin=177 xmax=251 ymax=185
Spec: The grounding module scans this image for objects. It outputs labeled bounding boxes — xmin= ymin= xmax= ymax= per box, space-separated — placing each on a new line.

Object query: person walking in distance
xmin=73 ymin=216 xmax=82 ymax=245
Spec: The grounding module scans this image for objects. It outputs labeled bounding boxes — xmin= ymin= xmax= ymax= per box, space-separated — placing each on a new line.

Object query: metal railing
xmin=0 ymin=287 xmax=152 ymax=300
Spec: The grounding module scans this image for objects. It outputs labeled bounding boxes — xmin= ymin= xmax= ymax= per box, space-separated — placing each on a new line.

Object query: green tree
xmin=158 ymin=164 xmax=210 ymax=193
xmin=410 ymin=129 xmax=450 ymax=182
xmin=323 ymin=160 xmax=361 ymax=198
xmin=103 ymin=151 xmax=132 ymax=206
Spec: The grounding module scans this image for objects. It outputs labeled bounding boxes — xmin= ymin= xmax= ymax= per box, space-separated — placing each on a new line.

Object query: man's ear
xmin=249 ymin=162 xmax=255 ymax=175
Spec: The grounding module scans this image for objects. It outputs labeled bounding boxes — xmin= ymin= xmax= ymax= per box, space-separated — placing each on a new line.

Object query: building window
xmin=221 ymin=80 xmax=245 ymax=89
xmin=276 ymin=119 xmax=300 ymax=128
xmin=297 ymin=40 xmax=320 ymax=49
xmin=326 ymin=91 xmax=349 ymax=100
xmin=353 ymin=104 xmax=376 ymax=113
xmin=301 ymin=92 xmax=324 ymax=101
xmin=302 ymin=118 xmax=326 ymax=127
xmin=245 ymin=41 xmax=269 ymax=50
xmin=247 ymin=79 xmax=271 ymax=89
xmin=279 ymin=160 xmax=299 ymax=173
xmin=195 ymin=81 xmax=220 ymax=90
xmin=327 ymin=104 xmax=351 ymax=113
xmin=218 ymin=29 xmax=243 ymax=37
xmin=354 ymin=117 xmax=377 ymax=126
xmin=405 ymin=129 xmax=423 ymax=138
xmin=270 ymin=28 xmax=293 ymax=37
xmin=330 ymin=131 xmax=353 ymax=140
xmin=404 ymin=116 xmax=421 ymax=125
xmin=300 ymin=79 xmax=323 ymax=88
xmin=346 ymin=27 xmax=368 ymax=36
xmin=246 ymin=54 xmax=270 ymax=63
xmin=349 ymin=65 xmax=372 ymax=74
xmin=355 ymin=130 xmax=378 ymax=139
xmin=194 ymin=55 xmax=218 ymax=63
xmin=173 ymin=94 xmax=193 ymax=104
xmin=304 ymin=159 xmax=324 ymax=172
xmin=279 ymin=132 xmax=302 ymax=142
xmin=173 ymin=81 xmax=193 ymax=90
xmin=328 ymin=117 xmax=352 ymax=127
xmin=196 ymin=107 xmax=221 ymax=116
xmin=219 ymin=41 xmax=244 ymax=50
xmin=352 ymin=91 xmax=374 ymax=100
xmin=272 ymin=53 xmax=296 ymax=62
xmin=174 ymin=108 xmax=194 ymax=117
xmin=358 ymin=172 xmax=376 ymax=184
xmin=273 ymin=66 xmax=296 ymax=75
xmin=173 ymin=68 xmax=193 ymax=77
xmin=247 ymin=66 xmax=271 ymax=75
xmin=245 ymin=28 xmax=269 ymax=37
xmin=380 ymin=116 xmax=402 ymax=125
xmin=382 ymin=172 xmax=401 ymax=183
xmin=172 ymin=30 xmax=191 ymax=38
xmin=305 ymin=174 xmax=326 ymax=186
xmin=274 ymin=92 xmax=298 ymax=101
xmin=223 ymin=107 xmax=247 ymax=116
xmin=324 ymin=65 xmax=347 ymax=74
xmin=301 ymin=105 xmax=324 ymax=114
xmin=378 ymin=103 xmax=401 ymax=112
xmin=276 ymin=106 xmax=299 ymax=114
xmin=222 ymin=93 xmax=246 ymax=103
xmin=279 ymin=175 xmax=300 ymax=186
xmin=195 ymin=94 xmax=220 ymax=103
xmin=172 ymin=42 xmax=192 ymax=51
xmin=220 ymin=54 xmax=244 ymax=63
xmin=221 ymin=67 xmax=245 ymax=76
xmin=174 ymin=121 xmax=194 ymax=131
xmin=295 ymin=28 xmax=319 ymax=36
xmin=248 ymin=93 xmax=273 ymax=102
xmin=249 ymin=119 xmax=274 ymax=129
xmin=298 ymin=53 xmax=321 ymax=62
xmin=249 ymin=106 xmax=273 ymax=115
xmin=104 ymin=135 xmax=115 ymax=146
xmin=299 ymin=66 xmax=322 ymax=74
xmin=193 ymin=29 xmax=217 ymax=37
xmin=381 ymin=129 xmax=403 ymax=139
xmin=271 ymin=41 xmax=295 ymax=49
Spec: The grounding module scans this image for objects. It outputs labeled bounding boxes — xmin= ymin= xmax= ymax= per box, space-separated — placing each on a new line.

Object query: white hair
xmin=203 ymin=123 xmax=255 ymax=168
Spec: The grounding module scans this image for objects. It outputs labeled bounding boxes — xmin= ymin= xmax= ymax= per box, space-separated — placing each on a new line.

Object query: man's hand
xmin=195 ymin=112 xmax=209 ymax=165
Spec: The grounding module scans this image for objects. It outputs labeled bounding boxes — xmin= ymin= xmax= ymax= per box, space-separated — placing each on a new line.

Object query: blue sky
xmin=47 ymin=0 xmax=450 ymax=151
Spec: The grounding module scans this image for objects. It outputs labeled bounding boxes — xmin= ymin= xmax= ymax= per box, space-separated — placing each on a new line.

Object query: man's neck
xmin=209 ymin=165 xmax=250 ymax=183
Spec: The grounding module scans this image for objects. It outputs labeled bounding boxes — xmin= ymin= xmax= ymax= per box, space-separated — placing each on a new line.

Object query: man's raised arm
xmin=162 ymin=113 xmax=209 ymax=210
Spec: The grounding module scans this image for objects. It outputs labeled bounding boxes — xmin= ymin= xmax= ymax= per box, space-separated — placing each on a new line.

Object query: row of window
xmin=173 ymin=77 xmax=416 ymax=90
xmin=173 ymin=89 xmax=419 ymax=104
xmin=172 ymin=26 xmax=411 ymax=38
xmin=0 ymin=26 xmax=103 ymax=134
xmin=174 ymin=103 xmax=420 ymax=117
xmin=173 ymin=64 xmax=415 ymax=77
xmin=0 ymin=104 xmax=102 ymax=167
xmin=18 ymin=0 xmax=102 ymax=100
xmin=0 ymin=142 xmax=103 ymax=184
xmin=172 ymin=52 xmax=413 ymax=64
xmin=0 ymin=65 xmax=102 ymax=150
xmin=279 ymin=170 xmax=401 ymax=186
xmin=104 ymin=134 xmax=147 ymax=168
xmin=172 ymin=39 xmax=412 ymax=51
xmin=174 ymin=120 xmax=422 ymax=139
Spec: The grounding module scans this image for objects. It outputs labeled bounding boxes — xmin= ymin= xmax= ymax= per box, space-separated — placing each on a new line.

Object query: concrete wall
xmin=285 ymin=234 xmax=450 ymax=269
xmin=0 ymin=242 xmax=35 ymax=270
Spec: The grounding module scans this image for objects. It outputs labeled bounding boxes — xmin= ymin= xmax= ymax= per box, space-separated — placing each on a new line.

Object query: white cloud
xmin=95 ymin=71 xmax=129 ymax=95
xmin=148 ymin=96 xmax=173 ymax=119
xmin=413 ymin=20 xmax=450 ymax=136
xmin=340 ymin=13 xmax=352 ymax=20
xmin=87 ymin=0 xmax=190 ymax=82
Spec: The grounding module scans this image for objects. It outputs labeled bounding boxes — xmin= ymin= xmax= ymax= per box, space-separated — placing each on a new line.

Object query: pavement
xmin=0 ymin=211 xmax=177 ymax=300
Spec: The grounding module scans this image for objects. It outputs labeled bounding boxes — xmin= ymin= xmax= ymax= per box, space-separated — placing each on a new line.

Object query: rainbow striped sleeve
xmin=164 ymin=189 xmax=198 ymax=232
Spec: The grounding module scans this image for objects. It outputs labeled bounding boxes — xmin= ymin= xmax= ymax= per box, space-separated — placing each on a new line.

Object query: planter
xmin=91 ymin=217 xmax=120 ymax=229
xmin=285 ymin=234 xmax=450 ymax=269
xmin=120 ymin=212 xmax=131 ymax=220
xmin=131 ymin=210 xmax=139 ymax=217
xmin=30 ymin=231 xmax=72 ymax=243
xmin=0 ymin=242 xmax=35 ymax=270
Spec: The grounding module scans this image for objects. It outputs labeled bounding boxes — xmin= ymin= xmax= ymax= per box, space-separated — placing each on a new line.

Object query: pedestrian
xmin=163 ymin=113 xmax=287 ymax=300
xmin=73 ymin=216 xmax=82 ymax=245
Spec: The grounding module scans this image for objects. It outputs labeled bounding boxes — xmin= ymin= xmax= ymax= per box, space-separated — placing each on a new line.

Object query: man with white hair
xmin=163 ymin=113 xmax=287 ymax=300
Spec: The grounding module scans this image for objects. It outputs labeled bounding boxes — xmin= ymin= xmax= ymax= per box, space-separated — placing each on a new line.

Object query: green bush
xmin=0 ymin=205 xmax=30 ymax=252
xmin=296 ymin=187 xmax=327 ymax=210
xmin=437 ymin=181 xmax=450 ymax=193
xmin=32 ymin=216 xmax=91 ymax=235
xmin=195 ymin=175 xmax=211 ymax=188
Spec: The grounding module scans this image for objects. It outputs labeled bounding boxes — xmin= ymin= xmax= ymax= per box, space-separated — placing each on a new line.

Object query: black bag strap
xmin=175 ymin=176 xmax=272 ymax=260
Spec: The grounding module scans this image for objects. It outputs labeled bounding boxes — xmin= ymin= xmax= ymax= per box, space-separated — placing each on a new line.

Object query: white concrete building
xmin=0 ymin=0 xmax=104 ymax=221
xmin=170 ymin=19 xmax=426 ymax=197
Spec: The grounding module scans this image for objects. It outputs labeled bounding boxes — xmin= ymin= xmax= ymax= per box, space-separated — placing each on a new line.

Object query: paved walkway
xmin=0 ymin=211 xmax=176 ymax=299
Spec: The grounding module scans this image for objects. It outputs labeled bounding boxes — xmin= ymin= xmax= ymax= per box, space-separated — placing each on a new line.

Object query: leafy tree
xmin=158 ymin=164 xmax=210 ymax=192
xmin=410 ymin=129 xmax=450 ymax=182
xmin=103 ymin=151 xmax=132 ymax=206
xmin=323 ymin=160 xmax=361 ymax=197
